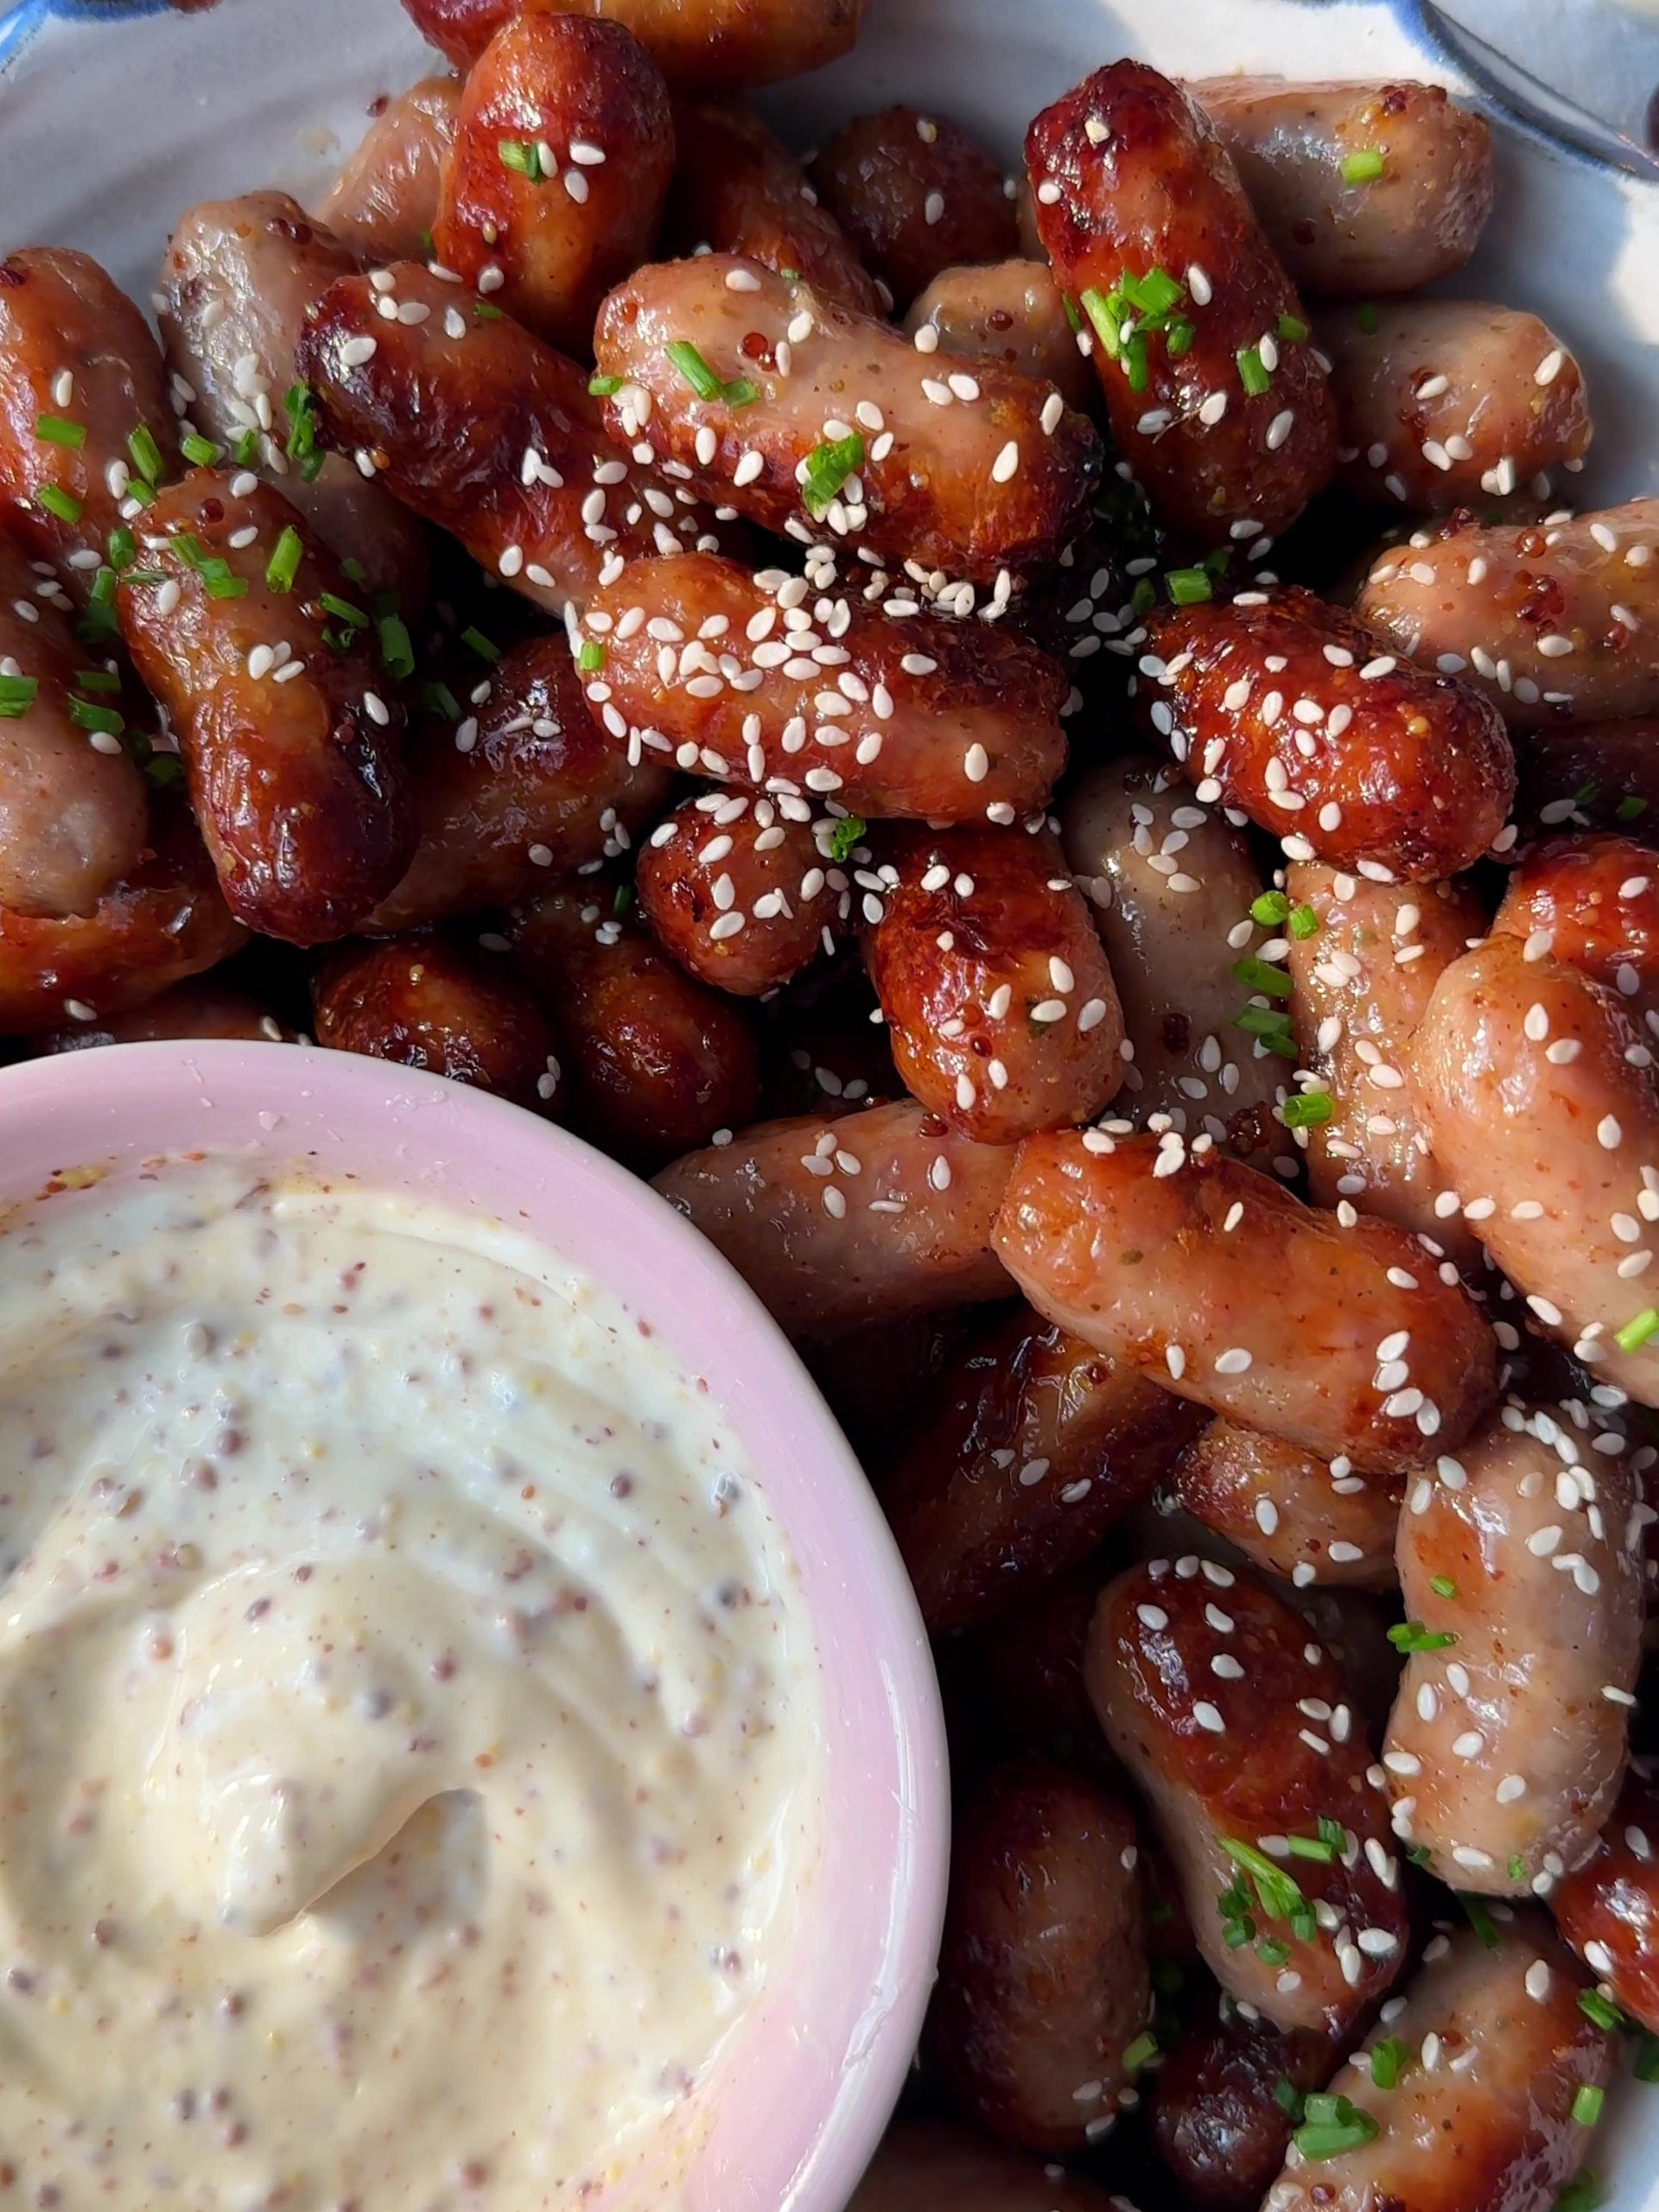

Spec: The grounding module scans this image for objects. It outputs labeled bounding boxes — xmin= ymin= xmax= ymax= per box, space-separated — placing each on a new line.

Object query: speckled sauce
xmin=0 ymin=1160 xmax=821 ymax=2211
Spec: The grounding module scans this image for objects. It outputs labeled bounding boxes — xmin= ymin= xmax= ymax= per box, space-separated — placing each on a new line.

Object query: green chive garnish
xmin=1579 ymin=1989 xmax=1626 ymax=2033
xmin=1460 ymin=1895 xmax=1499 ymax=1950
xmin=1166 ymin=567 xmax=1213 ymax=606
xmin=1237 ymin=346 xmax=1271 ymax=397
xmin=127 ymin=424 xmax=164 ymax=486
xmin=588 ymin=373 xmax=624 ymax=397
xmin=666 ymin=340 xmax=726 ymax=403
xmin=37 ymin=485 xmax=81 ymax=524
xmin=423 ymin=680 xmax=461 ymax=721
xmin=1429 ymin=1574 xmax=1457 ymax=1599
xmin=1293 ymin=2094 xmax=1379 ymax=2162
xmin=1119 ymin=267 xmax=1183 ymax=318
xmin=1369 ymin=2037 xmax=1408 ymax=2091
xmin=1274 ymin=2075 xmax=1305 ymax=2118
xmin=35 ymin=413 xmax=86 ymax=448
xmin=233 ymin=427 xmax=261 ymax=467
xmin=318 ymin=591 xmax=368 ymax=630
xmin=1615 ymin=1308 xmax=1659 ymax=1353
xmin=1572 ymin=2087 xmax=1605 ymax=2128
xmin=265 ymin=525 xmax=304 ymax=594
xmin=1554 ymin=2174 xmax=1604 ymax=2212
xmin=461 ymin=626 xmax=500 ymax=663
xmin=1281 ymin=1092 xmax=1334 ymax=1130
xmin=1388 ymin=1621 xmax=1457 ymax=1653
xmin=829 ymin=814 xmax=867 ymax=864
xmin=107 ymin=525 xmax=136 ymax=571
xmin=0 ymin=673 xmax=40 ymax=717
xmin=1218 ymin=1838 xmax=1309 ymax=1927
xmin=801 ymin=433 xmax=864 ymax=520
xmin=180 ymin=431 xmax=222 ymax=467
xmin=577 ymin=639 xmax=607 ymax=675
xmin=1122 ymin=2031 xmax=1159 ymax=2074
xmin=1634 ymin=2032 xmax=1659 ymax=2082
xmin=73 ymin=668 xmax=121 ymax=694
xmin=474 ymin=302 xmax=504 ymax=323
xmin=1618 ymin=796 xmax=1649 ymax=822
xmin=378 ymin=613 xmax=415 ymax=678
xmin=1288 ymin=904 xmax=1320 ymax=940
xmin=1342 ymin=149 xmax=1387 ymax=184
xmin=1251 ymin=891 xmax=1290 ymax=926
xmin=68 ymin=696 xmax=124 ymax=737
xmin=1234 ymin=956 xmax=1293 ymax=999
xmin=1276 ymin=313 xmax=1310 ymax=343
xmin=283 ymin=384 xmax=324 ymax=483
xmin=498 ymin=137 xmax=546 ymax=181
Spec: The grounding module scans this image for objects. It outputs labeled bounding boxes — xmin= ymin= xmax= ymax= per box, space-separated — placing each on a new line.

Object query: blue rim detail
xmin=0 ymin=0 xmax=173 ymax=69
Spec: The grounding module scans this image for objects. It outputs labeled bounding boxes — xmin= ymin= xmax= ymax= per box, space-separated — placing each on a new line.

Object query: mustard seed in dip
xmin=0 ymin=1161 xmax=820 ymax=2209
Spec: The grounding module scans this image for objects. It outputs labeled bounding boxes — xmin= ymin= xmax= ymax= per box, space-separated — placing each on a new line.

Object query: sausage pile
xmin=3 ymin=5 xmax=1657 ymax=2207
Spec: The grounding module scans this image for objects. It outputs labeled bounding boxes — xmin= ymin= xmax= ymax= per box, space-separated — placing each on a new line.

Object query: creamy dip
xmin=0 ymin=1161 xmax=820 ymax=2211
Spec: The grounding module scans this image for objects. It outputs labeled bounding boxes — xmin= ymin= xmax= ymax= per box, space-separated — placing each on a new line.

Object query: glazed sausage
xmin=1284 ymin=863 xmax=1483 ymax=1253
xmin=849 ymin=2120 xmax=1125 ymax=2212
xmin=1382 ymin=1412 xmax=1642 ymax=1891
xmin=1144 ymin=587 xmax=1516 ymax=882
xmin=1317 ymin=300 xmax=1590 ymax=512
xmin=904 ymin=260 xmax=1097 ymax=417
xmin=1493 ymin=832 xmax=1659 ymax=1039
xmin=810 ymin=106 xmax=1020 ymax=314
xmin=0 ymin=247 xmax=177 ymax=601
xmin=1411 ymin=933 xmax=1659 ymax=1405
xmin=434 ymin=14 xmax=674 ymax=354
xmin=0 ymin=537 xmax=148 ymax=918
xmin=367 ymin=634 xmax=671 ymax=931
xmin=512 ymin=879 xmax=758 ymax=1164
xmin=650 ymin=1095 xmax=1014 ymax=1337
xmin=1026 ymin=61 xmax=1338 ymax=549
xmin=397 ymin=0 xmax=864 ymax=87
xmin=0 ymin=794 xmax=246 ymax=1033
xmin=635 ymin=791 xmax=830 ymax=995
xmin=1513 ymin=719 xmax=1659 ymax=840
xmin=1189 ymin=79 xmax=1495 ymax=298
xmin=994 ymin=1130 xmax=1497 ymax=1474
xmin=929 ymin=1759 xmax=1152 ymax=2151
xmin=1089 ymin=1560 xmax=1408 ymax=2033
xmin=665 ymin=99 xmax=883 ymax=318
xmin=318 ymin=76 xmax=462 ymax=264
xmin=313 ymin=933 xmax=564 ymax=1114
xmin=1172 ymin=1421 xmax=1402 ymax=1592
xmin=296 ymin=261 xmax=726 ymax=618
xmin=1356 ymin=501 xmax=1659 ymax=730
xmin=159 ymin=192 xmax=432 ymax=603
xmin=1551 ymin=1769 xmax=1659 ymax=2031
xmin=1059 ymin=756 xmax=1284 ymax=1163
xmin=862 ymin=824 xmax=1124 ymax=1142
xmin=1152 ymin=2003 xmax=1343 ymax=2212
xmin=30 ymin=976 xmax=296 ymax=1052
xmin=880 ymin=1305 xmax=1205 ymax=1634
xmin=591 ymin=255 xmax=1102 ymax=584
xmin=116 ymin=473 xmax=415 ymax=945
xmin=577 ymin=552 xmax=1069 ymax=822
xmin=1262 ymin=1918 xmax=1611 ymax=2212
xmin=969 ymin=1558 xmax=1120 ymax=1777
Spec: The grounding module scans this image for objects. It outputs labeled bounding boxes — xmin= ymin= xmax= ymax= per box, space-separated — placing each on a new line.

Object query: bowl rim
xmin=0 ymin=1037 xmax=950 ymax=2212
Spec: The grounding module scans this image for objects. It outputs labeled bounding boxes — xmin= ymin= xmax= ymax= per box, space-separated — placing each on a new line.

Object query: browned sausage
xmin=577 ymin=551 xmax=1069 ymax=822
xmin=1188 ymin=79 xmax=1495 ymax=298
xmin=397 ymin=0 xmax=863 ymax=87
xmin=159 ymin=193 xmax=433 ymax=607
xmin=1493 ymin=831 xmax=1659 ymax=1039
xmin=849 ymin=2120 xmax=1126 ymax=2212
xmin=512 ymin=876 xmax=758 ymax=1165
xmin=969 ymin=1557 xmax=1121 ymax=1778
xmin=929 ymin=1759 xmax=1152 ymax=2150
xmin=296 ymin=261 xmax=730 ymax=618
xmin=319 ymin=76 xmax=462 ymax=264
xmin=1513 ymin=718 xmax=1659 ymax=839
xmin=1317 ymin=299 xmax=1591 ymax=512
xmin=1355 ymin=500 xmax=1659 ymax=730
xmin=1172 ymin=1421 xmax=1402 ymax=1592
xmin=30 ymin=976 xmax=296 ymax=1052
xmin=0 ymin=536 xmax=149 ymax=918
xmin=0 ymin=795 xmax=246 ymax=1033
xmin=994 ymin=1129 xmax=1498 ymax=1474
xmin=1262 ymin=1918 xmax=1612 ymax=2212
xmin=665 ymin=99 xmax=883 ymax=318
xmin=116 ymin=473 xmax=414 ymax=945
xmin=1144 ymin=587 xmax=1515 ymax=882
xmin=862 ymin=823 xmax=1124 ymax=1141
xmin=635 ymin=791 xmax=830 ymax=995
xmin=1551 ymin=1769 xmax=1659 ymax=2032
xmin=880 ymin=1305 xmax=1205 ymax=1633
xmin=591 ymin=255 xmax=1102 ymax=585
xmin=1026 ymin=62 xmax=1338 ymax=549
xmin=367 ymin=633 xmax=671 ymax=931
xmin=905 ymin=260 xmax=1096 ymax=419
xmin=1152 ymin=2004 xmax=1344 ymax=2212
xmin=650 ymin=1095 xmax=1014 ymax=1337
xmin=0 ymin=248 xmax=177 ymax=601
xmin=433 ymin=14 xmax=674 ymax=354
xmin=312 ymin=932 xmax=564 ymax=1113
xmin=1089 ymin=1560 xmax=1408 ymax=2033
xmin=810 ymin=106 xmax=1020 ymax=315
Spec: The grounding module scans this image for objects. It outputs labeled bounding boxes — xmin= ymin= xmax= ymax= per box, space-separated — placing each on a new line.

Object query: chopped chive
xmin=265 ymin=525 xmax=304 ymax=594
xmin=1130 ymin=576 xmax=1157 ymax=617
xmin=461 ymin=626 xmax=500 ymax=663
xmin=318 ymin=590 xmax=369 ymax=629
xmin=1460 ymin=1895 xmax=1499 ymax=1950
xmin=1406 ymin=1842 xmax=1433 ymax=1866
xmin=1122 ymin=331 xmax=1149 ymax=392
xmin=283 ymin=383 xmax=324 ymax=483
xmin=342 ymin=559 xmax=369 ymax=587
xmin=1288 ymin=904 xmax=1320 ymax=939
xmin=577 ymin=639 xmax=607 ymax=675
xmin=378 ymin=613 xmax=415 ymax=678
xmin=1369 ymin=2037 xmax=1409 ymax=2091
xmin=1166 ymin=316 xmax=1196 ymax=356
xmin=233 ymin=427 xmax=261 ymax=467
xmin=474 ymin=302 xmax=503 ymax=322
xmin=1219 ymin=1837 xmax=1308 ymax=1925
xmin=588 ymin=373 xmax=624 ymax=397
xmin=171 ymin=532 xmax=249 ymax=601
xmin=1234 ymin=956 xmax=1293 ymax=999
xmin=1236 ymin=1007 xmax=1299 ymax=1055
xmin=35 ymin=412 xmax=86 ymax=448
xmin=127 ymin=424 xmax=164 ymax=486
xmin=1429 ymin=1574 xmax=1457 ymax=1599
xmin=1318 ymin=1815 xmax=1345 ymax=1847
xmin=1237 ymin=346 xmax=1271 ymax=397
xmin=1294 ymin=2094 xmax=1378 ymax=2162
xmin=67 ymin=696 xmax=124 ymax=737
xmin=1555 ymin=2175 xmax=1603 ymax=2212
xmin=143 ymin=749 xmax=182 ymax=789
xmin=1255 ymin=1936 xmax=1292 ymax=1967
xmin=1062 ymin=293 xmax=1084 ymax=334
xmin=124 ymin=479 xmax=155 ymax=509
xmin=1615 ymin=1308 xmax=1659 ymax=1353
xmin=721 ymin=376 xmax=760 ymax=408
xmin=1341 ymin=148 xmax=1387 ymax=184
xmin=0 ymin=673 xmax=40 ymax=717
xmin=1509 ymin=1854 xmax=1529 ymax=1883
xmin=79 ymin=565 xmax=120 ymax=644
xmin=1618 ymin=795 xmax=1649 ymax=822
xmin=1166 ymin=567 xmax=1213 ymax=606
xmin=423 ymin=680 xmax=461 ymax=721
xmin=1252 ymin=890 xmax=1290 ymax=925
xmin=107 ymin=525 xmax=136 ymax=571
xmin=1281 ymin=1091 xmax=1334 ymax=1129
xmin=1276 ymin=313 xmax=1310 ymax=344
xmin=1579 ymin=1990 xmax=1626 ymax=2033
xmin=1357 ymin=303 xmax=1379 ymax=334
xmin=1273 ymin=2075 xmax=1305 ymax=2119
xmin=1572 ymin=2087 xmax=1605 ymax=2128
xmin=667 ymin=340 xmax=727 ymax=402
xmin=1634 ymin=2033 xmax=1659 ymax=2082
xmin=73 ymin=668 xmax=122 ymax=694
xmin=828 ymin=814 xmax=867 ymax=864
xmin=1079 ymin=286 xmax=1120 ymax=353
xmin=37 ymin=484 xmax=81 ymax=524
xmin=180 ymin=431 xmax=222 ymax=467
xmin=1122 ymin=2031 xmax=1159 ymax=2074
xmin=1388 ymin=1620 xmax=1457 ymax=1654
xmin=801 ymin=432 xmax=864 ymax=520
xmin=1119 ymin=267 xmax=1183 ymax=318
xmin=612 ymin=882 xmax=633 ymax=919
xmin=498 ymin=137 xmax=546 ymax=181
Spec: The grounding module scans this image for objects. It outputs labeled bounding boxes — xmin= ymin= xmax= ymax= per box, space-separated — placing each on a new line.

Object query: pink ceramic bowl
xmin=0 ymin=1038 xmax=948 ymax=2212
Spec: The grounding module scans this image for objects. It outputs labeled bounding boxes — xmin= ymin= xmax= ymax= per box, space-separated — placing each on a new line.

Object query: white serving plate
xmin=0 ymin=1 xmax=1655 ymax=2206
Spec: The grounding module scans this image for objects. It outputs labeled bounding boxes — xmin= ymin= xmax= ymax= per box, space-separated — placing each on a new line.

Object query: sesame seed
xmin=1535 ymin=349 xmax=1565 ymax=386
xmin=338 ymin=334 xmax=378 ymax=368
xmin=1193 ymin=1701 xmax=1225 ymax=1733
xmin=1266 ymin=409 xmax=1294 ymax=451
xmin=1214 ymin=1347 xmax=1253 ymax=1375
xmin=991 ymin=441 xmax=1020 ymax=483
